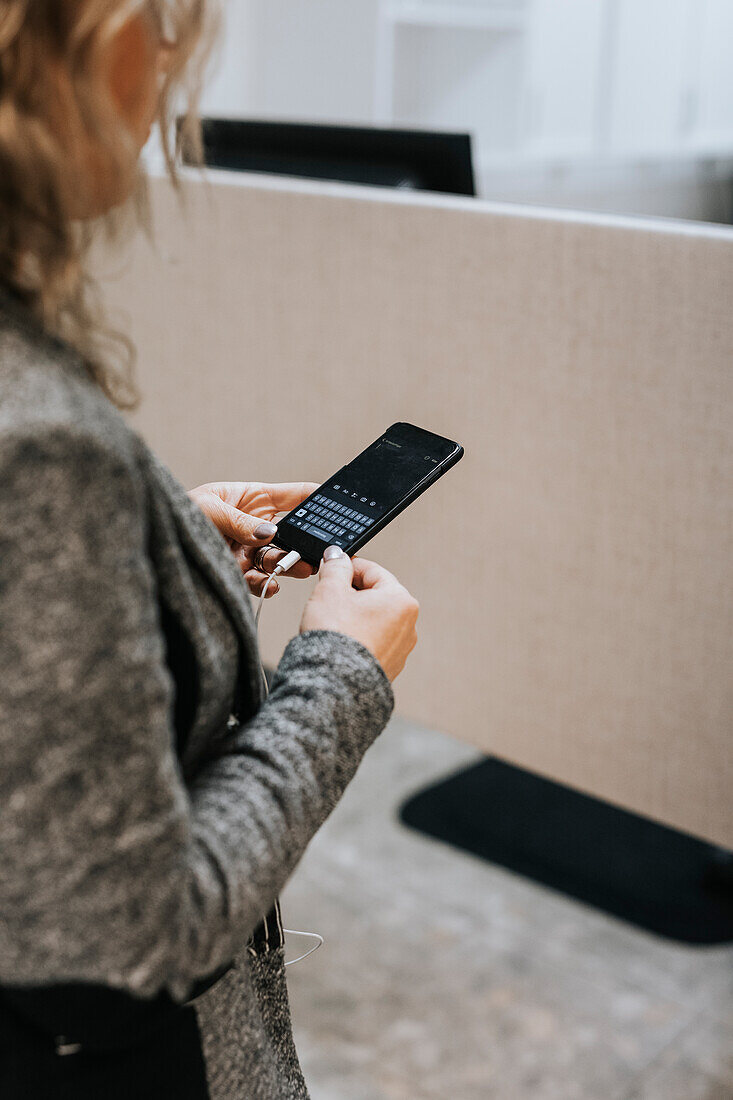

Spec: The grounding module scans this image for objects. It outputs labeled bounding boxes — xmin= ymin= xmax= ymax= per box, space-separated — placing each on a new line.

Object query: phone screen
xmin=275 ymin=423 xmax=461 ymax=564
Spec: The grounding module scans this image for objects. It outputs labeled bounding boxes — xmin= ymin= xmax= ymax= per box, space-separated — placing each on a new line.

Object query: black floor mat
xmin=399 ymin=757 xmax=733 ymax=945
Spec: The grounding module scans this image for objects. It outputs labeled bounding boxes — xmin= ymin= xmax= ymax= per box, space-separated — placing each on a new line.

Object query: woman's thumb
xmin=318 ymin=545 xmax=353 ymax=585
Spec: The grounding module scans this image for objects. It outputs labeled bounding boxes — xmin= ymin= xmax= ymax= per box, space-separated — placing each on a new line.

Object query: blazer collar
xmin=0 ymin=282 xmax=88 ymax=376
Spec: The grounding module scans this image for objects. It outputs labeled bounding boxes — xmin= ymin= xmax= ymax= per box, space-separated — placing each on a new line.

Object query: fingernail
xmin=323 ymin=545 xmax=343 ymax=561
xmin=254 ymin=522 xmax=277 ymax=539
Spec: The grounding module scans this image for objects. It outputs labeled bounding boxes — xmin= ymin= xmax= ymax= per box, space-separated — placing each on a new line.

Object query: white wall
xmin=199 ymin=2 xmax=255 ymax=116
xmin=185 ymin=0 xmax=733 ymax=223
xmin=231 ymin=0 xmax=376 ymax=123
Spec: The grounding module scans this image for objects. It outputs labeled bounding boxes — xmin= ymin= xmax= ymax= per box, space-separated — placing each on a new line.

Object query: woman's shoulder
xmin=0 ymin=299 xmax=139 ymax=475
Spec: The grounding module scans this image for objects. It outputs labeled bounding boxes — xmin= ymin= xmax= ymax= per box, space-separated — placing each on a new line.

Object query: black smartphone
xmin=272 ymin=422 xmax=464 ymax=568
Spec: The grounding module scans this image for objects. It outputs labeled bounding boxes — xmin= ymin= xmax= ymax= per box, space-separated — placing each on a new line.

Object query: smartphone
xmin=272 ymin=422 xmax=464 ymax=568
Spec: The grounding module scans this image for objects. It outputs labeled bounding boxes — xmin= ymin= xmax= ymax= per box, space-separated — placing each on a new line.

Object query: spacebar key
xmin=306 ymin=522 xmax=336 ymax=541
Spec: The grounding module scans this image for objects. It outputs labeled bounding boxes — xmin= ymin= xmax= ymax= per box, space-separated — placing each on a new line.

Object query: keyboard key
xmin=307 ymin=522 xmax=332 ymax=540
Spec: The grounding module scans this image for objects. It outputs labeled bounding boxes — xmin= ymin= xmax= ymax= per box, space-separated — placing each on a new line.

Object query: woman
xmin=0 ymin=2 xmax=419 ymax=1097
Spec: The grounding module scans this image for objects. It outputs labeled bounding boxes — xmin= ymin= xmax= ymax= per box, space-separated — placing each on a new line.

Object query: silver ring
xmin=253 ymin=545 xmax=277 ymax=573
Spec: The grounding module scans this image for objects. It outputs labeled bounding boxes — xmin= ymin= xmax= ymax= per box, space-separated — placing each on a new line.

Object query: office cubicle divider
xmin=96 ymin=169 xmax=733 ymax=850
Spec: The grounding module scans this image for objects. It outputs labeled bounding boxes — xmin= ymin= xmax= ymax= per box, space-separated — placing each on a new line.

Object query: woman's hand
xmin=300 ymin=547 xmax=419 ymax=683
xmin=188 ymin=481 xmax=318 ymax=598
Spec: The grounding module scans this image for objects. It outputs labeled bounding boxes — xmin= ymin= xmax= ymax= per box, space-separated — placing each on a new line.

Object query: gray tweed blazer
xmin=0 ymin=285 xmax=394 ymax=1099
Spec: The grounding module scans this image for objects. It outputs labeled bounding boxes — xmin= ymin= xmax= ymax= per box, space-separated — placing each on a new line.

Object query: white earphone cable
xmin=253 ymin=548 xmax=324 ymax=968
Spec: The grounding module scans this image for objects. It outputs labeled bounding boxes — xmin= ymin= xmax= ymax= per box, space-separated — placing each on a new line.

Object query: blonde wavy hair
xmin=0 ymin=0 xmax=218 ymax=408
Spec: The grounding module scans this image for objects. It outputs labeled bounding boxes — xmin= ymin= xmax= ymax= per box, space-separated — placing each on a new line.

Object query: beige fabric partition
xmin=97 ymin=170 xmax=733 ymax=848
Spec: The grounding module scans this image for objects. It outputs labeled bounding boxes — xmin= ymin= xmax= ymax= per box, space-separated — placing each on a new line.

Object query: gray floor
xmin=280 ymin=716 xmax=733 ymax=1100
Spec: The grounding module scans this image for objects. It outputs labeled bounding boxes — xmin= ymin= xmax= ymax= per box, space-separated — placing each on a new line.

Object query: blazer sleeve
xmin=0 ymin=425 xmax=394 ymax=1004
